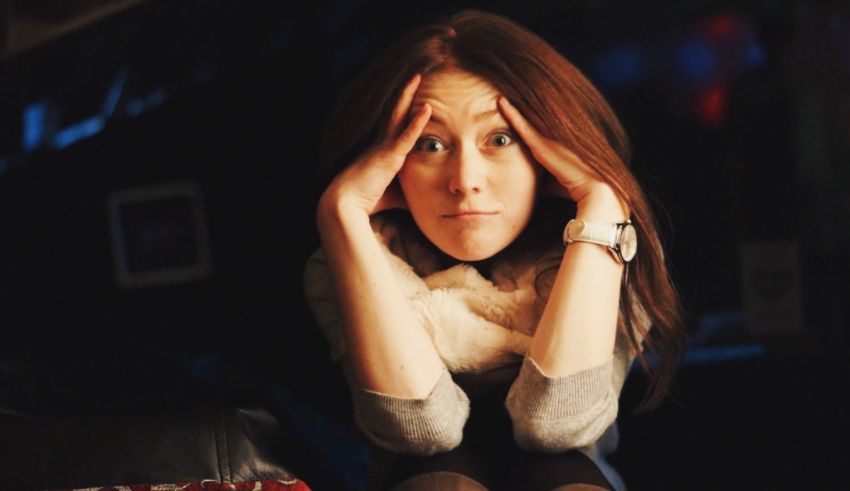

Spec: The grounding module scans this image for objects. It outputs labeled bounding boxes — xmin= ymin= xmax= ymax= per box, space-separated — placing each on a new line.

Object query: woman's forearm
xmin=317 ymin=197 xmax=445 ymax=398
xmin=528 ymin=185 xmax=629 ymax=377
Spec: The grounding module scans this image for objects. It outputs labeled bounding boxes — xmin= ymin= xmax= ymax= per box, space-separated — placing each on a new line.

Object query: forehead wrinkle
xmin=411 ymin=71 xmax=504 ymax=129
xmin=473 ymin=108 xmax=502 ymax=123
xmin=414 ymin=94 xmax=503 ymax=121
xmin=425 ymin=108 xmax=506 ymax=130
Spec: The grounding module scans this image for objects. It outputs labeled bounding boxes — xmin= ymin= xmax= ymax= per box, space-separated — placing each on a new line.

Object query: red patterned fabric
xmin=47 ymin=478 xmax=312 ymax=491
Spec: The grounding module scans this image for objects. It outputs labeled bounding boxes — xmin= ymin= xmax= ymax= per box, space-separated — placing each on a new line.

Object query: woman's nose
xmin=448 ymin=147 xmax=485 ymax=195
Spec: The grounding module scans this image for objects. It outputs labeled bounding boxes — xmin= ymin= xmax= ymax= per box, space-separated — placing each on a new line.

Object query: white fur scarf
xmin=305 ymin=214 xmax=565 ymax=374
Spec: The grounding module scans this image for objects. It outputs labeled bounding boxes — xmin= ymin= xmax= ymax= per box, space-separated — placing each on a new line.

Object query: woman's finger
xmin=385 ymin=102 xmax=431 ymax=161
xmin=498 ymin=96 xmax=593 ymax=192
xmin=497 ymin=96 xmax=562 ymax=168
xmin=383 ymin=73 xmax=423 ymax=144
xmin=356 ymin=103 xmax=429 ymax=215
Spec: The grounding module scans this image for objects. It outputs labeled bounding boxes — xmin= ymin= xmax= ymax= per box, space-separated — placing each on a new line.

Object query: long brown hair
xmin=318 ymin=9 xmax=687 ymax=411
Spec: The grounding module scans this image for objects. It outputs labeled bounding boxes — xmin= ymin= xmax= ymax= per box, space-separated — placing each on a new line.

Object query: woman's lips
xmin=443 ymin=211 xmax=499 ymax=220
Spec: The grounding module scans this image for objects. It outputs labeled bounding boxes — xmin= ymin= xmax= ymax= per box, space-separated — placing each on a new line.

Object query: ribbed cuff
xmin=509 ymin=355 xmax=613 ymax=419
xmin=352 ymin=366 xmax=469 ymax=445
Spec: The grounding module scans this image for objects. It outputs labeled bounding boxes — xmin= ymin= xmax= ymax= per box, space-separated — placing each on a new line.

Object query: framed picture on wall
xmin=108 ymin=180 xmax=212 ymax=289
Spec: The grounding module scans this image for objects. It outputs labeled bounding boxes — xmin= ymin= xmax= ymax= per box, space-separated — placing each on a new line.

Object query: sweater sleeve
xmin=504 ymin=331 xmax=635 ymax=453
xmin=340 ymin=357 xmax=470 ymax=456
xmin=303 ymin=246 xmax=471 ymax=456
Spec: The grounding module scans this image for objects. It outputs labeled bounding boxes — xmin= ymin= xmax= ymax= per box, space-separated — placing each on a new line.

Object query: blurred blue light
xmin=677 ymin=38 xmax=718 ymax=84
xmin=53 ymin=116 xmax=105 ymax=149
xmin=22 ymin=102 xmax=47 ymax=151
xmin=592 ymin=45 xmax=648 ymax=91
xmin=123 ymin=88 xmax=169 ymax=118
xmin=125 ymin=99 xmax=144 ymax=117
xmin=102 ymin=68 xmax=129 ymax=118
xmin=146 ymin=88 xmax=167 ymax=108
xmin=684 ymin=343 xmax=766 ymax=365
xmin=0 ymin=158 xmax=8 ymax=176
xmin=744 ymin=40 xmax=767 ymax=69
xmin=630 ymin=342 xmax=765 ymax=371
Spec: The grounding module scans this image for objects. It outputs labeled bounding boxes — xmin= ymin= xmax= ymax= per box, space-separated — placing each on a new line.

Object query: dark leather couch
xmin=0 ymin=343 xmax=334 ymax=491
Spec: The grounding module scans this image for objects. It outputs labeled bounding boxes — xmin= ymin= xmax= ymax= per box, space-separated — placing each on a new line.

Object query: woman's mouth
xmin=443 ymin=211 xmax=499 ymax=220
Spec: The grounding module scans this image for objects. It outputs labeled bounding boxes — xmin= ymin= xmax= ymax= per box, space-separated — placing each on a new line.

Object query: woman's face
xmin=399 ymin=68 xmax=540 ymax=261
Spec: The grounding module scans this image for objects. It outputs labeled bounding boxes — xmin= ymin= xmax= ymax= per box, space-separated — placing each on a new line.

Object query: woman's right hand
xmin=318 ymin=73 xmax=432 ymax=222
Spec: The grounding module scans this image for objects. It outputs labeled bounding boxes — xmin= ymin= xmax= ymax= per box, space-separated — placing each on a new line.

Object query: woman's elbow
xmin=509 ymin=404 xmax=618 ymax=453
xmin=400 ymin=427 xmax=466 ymax=456
xmin=349 ymin=366 xmax=472 ymax=456
xmin=358 ymin=412 xmax=467 ymax=456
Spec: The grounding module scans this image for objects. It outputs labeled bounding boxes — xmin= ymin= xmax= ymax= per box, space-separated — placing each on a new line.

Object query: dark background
xmin=1 ymin=1 xmax=849 ymax=490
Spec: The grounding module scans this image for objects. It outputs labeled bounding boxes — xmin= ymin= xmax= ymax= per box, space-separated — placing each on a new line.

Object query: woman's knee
xmin=511 ymin=449 xmax=614 ymax=491
xmin=547 ymin=485 xmax=611 ymax=491
xmin=389 ymin=471 xmax=490 ymax=490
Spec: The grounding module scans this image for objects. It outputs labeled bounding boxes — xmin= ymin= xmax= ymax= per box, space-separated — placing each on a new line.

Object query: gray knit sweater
xmin=303 ymin=216 xmax=639 ymax=491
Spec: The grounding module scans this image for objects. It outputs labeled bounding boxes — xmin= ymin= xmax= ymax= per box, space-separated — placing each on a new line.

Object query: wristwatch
xmin=563 ymin=218 xmax=638 ymax=264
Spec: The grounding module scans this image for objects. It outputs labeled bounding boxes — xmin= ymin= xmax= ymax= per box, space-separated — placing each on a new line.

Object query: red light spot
xmin=696 ymin=85 xmax=728 ymax=126
xmin=705 ymin=14 xmax=737 ymax=40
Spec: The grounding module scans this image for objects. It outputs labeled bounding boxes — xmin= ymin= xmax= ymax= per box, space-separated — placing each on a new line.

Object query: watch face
xmin=619 ymin=224 xmax=638 ymax=262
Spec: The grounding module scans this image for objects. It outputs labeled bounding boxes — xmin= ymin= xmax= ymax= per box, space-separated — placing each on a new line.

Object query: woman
xmin=304 ymin=9 xmax=686 ymax=491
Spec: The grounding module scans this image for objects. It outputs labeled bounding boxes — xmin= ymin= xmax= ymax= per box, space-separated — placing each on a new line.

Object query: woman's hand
xmin=318 ymin=74 xmax=432 ymax=222
xmin=497 ymin=96 xmax=625 ymax=215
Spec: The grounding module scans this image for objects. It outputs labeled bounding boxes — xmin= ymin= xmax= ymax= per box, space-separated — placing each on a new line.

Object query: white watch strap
xmin=565 ymin=219 xmax=619 ymax=247
xmin=581 ymin=220 xmax=618 ymax=247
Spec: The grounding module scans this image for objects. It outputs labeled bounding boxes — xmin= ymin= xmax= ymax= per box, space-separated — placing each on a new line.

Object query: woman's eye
xmin=489 ymin=131 xmax=514 ymax=147
xmin=415 ymin=137 xmax=446 ymax=153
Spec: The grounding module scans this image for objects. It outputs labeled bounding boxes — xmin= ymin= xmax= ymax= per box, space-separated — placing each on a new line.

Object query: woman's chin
xmin=439 ymin=242 xmax=505 ymax=262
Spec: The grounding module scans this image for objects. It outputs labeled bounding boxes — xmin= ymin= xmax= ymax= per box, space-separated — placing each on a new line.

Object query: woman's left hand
xmin=497 ymin=96 xmax=608 ymax=205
